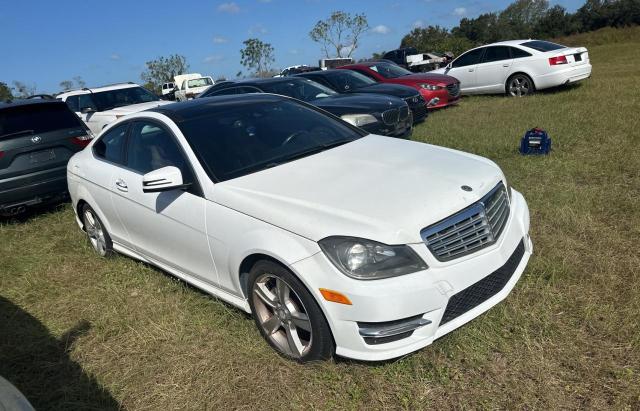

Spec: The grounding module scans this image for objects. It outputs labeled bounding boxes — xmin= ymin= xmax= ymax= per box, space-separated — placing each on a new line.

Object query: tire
xmin=507 ymin=73 xmax=534 ymax=97
xmin=81 ymin=204 xmax=113 ymax=257
xmin=248 ymin=260 xmax=334 ymax=362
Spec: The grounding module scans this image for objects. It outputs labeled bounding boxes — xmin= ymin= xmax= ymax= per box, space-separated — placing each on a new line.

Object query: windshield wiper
xmin=0 ymin=129 xmax=34 ymax=139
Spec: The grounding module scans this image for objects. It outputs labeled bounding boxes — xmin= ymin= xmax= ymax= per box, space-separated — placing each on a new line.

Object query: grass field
xmin=1 ymin=27 xmax=639 ymax=410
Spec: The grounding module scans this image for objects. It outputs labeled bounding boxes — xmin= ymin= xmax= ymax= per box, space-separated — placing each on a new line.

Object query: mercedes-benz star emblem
xmin=31 ymin=136 xmax=42 ymax=143
xmin=461 ymin=185 xmax=473 ymax=192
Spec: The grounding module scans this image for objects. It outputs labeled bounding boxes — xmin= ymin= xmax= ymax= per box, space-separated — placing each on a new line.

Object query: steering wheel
xmin=281 ymin=130 xmax=310 ymax=147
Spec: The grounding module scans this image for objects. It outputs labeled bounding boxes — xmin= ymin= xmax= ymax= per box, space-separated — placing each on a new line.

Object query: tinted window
xmin=352 ymin=68 xmax=378 ymax=81
xmin=367 ymin=63 xmax=411 ymax=79
xmin=257 ymin=79 xmax=337 ymax=102
xmin=126 ymin=122 xmax=192 ymax=185
xmin=178 ymin=99 xmax=364 ymax=181
xmin=93 ymin=124 xmax=128 ymax=164
xmin=0 ymin=103 xmax=84 ymax=138
xmin=65 ymin=95 xmax=80 ymax=112
xmin=452 ymin=48 xmax=485 ymax=68
xmin=322 ymin=71 xmax=376 ymax=92
xmin=78 ymin=94 xmax=97 ymax=111
xmin=207 ymin=87 xmax=242 ymax=96
xmin=510 ymin=47 xmax=533 ymax=58
xmin=188 ymin=78 xmax=214 ymax=88
xmin=520 ymin=40 xmax=566 ymax=52
xmin=482 ymin=46 xmax=512 ymax=63
xmin=91 ymin=87 xmax=159 ymax=111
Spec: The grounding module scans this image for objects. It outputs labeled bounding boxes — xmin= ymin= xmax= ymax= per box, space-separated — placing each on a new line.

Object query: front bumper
xmin=419 ymin=87 xmax=460 ymax=109
xmin=291 ymin=189 xmax=532 ymax=361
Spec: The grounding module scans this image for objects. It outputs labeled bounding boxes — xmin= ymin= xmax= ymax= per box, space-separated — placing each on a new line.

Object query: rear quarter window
xmin=520 ymin=40 xmax=566 ymax=52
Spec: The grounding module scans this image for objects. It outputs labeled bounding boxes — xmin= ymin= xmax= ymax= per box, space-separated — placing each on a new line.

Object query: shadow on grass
xmin=0 ymin=296 xmax=121 ymax=410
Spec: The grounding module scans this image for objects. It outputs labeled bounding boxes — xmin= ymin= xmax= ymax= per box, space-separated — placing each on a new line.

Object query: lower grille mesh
xmin=440 ymin=239 xmax=525 ymax=325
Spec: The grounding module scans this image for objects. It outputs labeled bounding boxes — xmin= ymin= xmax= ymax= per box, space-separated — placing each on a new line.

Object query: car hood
xmin=351 ymin=83 xmax=418 ymax=98
xmin=212 ymin=135 xmax=504 ymax=244
xmin=392 ymin=73 xmax=457 ymax=86
xmin=311 ymin=93 xmax=405 ymax=116
xmin=108 ymin=100 xmax=172 ymax=114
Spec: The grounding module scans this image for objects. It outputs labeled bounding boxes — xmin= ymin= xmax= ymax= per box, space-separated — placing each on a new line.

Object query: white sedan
xmin=67 ymin=94 xmax=532 ymax=362
xmin=432 ymin=40 xmax=592 ymax=96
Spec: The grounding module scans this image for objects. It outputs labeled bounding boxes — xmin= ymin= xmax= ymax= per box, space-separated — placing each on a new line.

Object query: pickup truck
xmin=174 ymin=75 xmax=215 ymax=101
xmin=382 ymin=48 xmax=452 ymax=72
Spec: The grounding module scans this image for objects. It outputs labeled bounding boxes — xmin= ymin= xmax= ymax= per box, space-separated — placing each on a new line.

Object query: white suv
xmin=57 ymin=83 xmax=172 ymax=135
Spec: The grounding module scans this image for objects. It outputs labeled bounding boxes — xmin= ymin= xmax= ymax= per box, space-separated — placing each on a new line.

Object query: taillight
xmin=0 ymin=151 xmax=4 ymax=159
xmin=70 ymin=134 xmax=93 ymax=148
xmin=549 ymin=55 xmax=568 ymax=65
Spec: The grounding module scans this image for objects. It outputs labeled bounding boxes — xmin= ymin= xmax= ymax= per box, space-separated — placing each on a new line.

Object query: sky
xmin=0 ymin=0 xmax=583 ymax=93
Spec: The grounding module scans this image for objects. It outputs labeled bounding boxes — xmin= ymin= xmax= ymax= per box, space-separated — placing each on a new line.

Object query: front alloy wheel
xmin=82 ymin=204 xmax=112 ymax=257
xmin=508 ymin=74 xmax=534 ymax=97
xmin=248 ymin=260 xmax=334 ymax=362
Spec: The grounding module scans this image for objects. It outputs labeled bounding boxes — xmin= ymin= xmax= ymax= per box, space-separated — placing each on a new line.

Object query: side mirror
xmin=142 ymin=166 xmax=189 ymax=193
xmin=81 ymin=107 xmax=96 ymax=114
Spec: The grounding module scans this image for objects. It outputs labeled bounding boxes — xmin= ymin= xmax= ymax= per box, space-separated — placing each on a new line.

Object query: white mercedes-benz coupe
xmin=432 ymin=39 xmax=591 ymax=96
xmin=67 ymin=94 xmax=532 ymax=362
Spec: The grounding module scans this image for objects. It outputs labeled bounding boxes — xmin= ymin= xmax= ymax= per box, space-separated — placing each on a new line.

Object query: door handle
xmin=502 ymin=64 xmax=510 ymax=67
xmin=115 ymin=178 xmax=128 ymax=192
xmin=468 ymin=68 xmax=474 ymax=72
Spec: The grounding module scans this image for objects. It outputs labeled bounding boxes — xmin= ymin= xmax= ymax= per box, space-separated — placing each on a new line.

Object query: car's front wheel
xmin=507 ymin=73 xmax=534 ymax=97
xmin=81 ymin=204 xmax=113 ymax=257
xmin=248 ymin=260 xmax=334 ymax=362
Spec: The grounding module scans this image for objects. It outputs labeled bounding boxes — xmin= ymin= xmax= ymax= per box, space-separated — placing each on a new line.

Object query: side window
xmin=65 ymin=96 xmax=80 ymax=112
xmin=353 ymin=69 xmax=377 ymax=81
xmin=126 ymin=121 xmax=195 ymax=185
xmin=208 ymin=87 xmax=241 ymax=96
xmin=510 ymin=47 xmax=532 ymax=59
xmin=93 ymin=124 xmax=128 ymax=165
xmin=482 ymin=46 xmax=511 ymax=63
xmin=78 ymin=94 xmax=97 ymax=112
xmin=451 ymin=48 xmax=485 ymax=68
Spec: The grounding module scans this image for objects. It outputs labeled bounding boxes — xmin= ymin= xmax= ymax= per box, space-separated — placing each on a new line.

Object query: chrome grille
xmin=447 ymin=83 xmax=461 ymax=98
xmin=399 ymin=106 xmax=410 ymax=121
xmin=421 ymin=183 xmax=510 ymax=261
xmin=382 ymin=108 xmax=399 ymax=125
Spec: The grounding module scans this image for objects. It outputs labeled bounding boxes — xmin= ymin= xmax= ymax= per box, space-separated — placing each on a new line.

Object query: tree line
xmin=401 ymin=0 xmax=640 ymax=56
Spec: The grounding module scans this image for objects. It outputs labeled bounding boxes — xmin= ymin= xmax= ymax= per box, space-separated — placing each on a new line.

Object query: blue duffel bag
xmin=520 ymin=127 xmax=551 ymax=155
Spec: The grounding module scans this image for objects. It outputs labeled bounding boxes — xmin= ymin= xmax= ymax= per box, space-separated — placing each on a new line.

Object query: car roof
xmin=57 ymin=82 xmax=139 ymax=97
xmin=0 ymin=98 xmax=67 ymax=110
xmin=479 ymin=40 xmax=536 ymax=47
xmin=150 ymin=93 xmax=288 ymax=122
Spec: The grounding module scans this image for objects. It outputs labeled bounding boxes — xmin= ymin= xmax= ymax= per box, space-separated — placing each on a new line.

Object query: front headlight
xmin=341 ymin=114 xmax=378 ymax=127
xmin=419 ymin=83 xmax=443 ymax=91
xmin=319 ymin=236 xmax=428 ymax=280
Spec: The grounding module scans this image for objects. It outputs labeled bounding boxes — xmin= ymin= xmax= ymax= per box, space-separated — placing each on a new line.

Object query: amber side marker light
xmin=319 ymin=288 xmax=352 ymax=305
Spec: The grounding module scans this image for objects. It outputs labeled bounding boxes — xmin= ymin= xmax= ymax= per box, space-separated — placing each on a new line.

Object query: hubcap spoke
xmin=275 ymin=278 xmax=290 ymax=304
xmin=290 ymin=310 xmax=311 ymax=332
xmin=262 ymin=315 xmax=281 ymax=335
xmin=285 ymin=323 xmax=304 ymax=356
xmin=255 ymin=283 xmax=277 ymax=308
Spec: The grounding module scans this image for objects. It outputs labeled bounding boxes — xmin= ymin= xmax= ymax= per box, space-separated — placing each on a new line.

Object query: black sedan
xmin=295 ymin=70 xmax=428 ymax=123
xmin=198 ymin=77 xmax=412 ymax=138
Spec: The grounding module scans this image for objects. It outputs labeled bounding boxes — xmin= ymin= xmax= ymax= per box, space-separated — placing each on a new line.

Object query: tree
xmin=240 ymin=38 xmax=275 ymax=78
xmin=11 ymin=81 xmax=36 ymax=98
xmin=498 ymin=0 xmax=550 ymax=38
xmin=0 ymin=82 xmax=13 ymax=101
xmin=401 ymin=26 xmax=473 ymax=56
xmin=309 ymin=11 xmax=369 ymax=58
xmin=141 ymin=54 xmax=189 ymax=94
xmin=59 ymin=76 xmax=87 ymax=92
xmin=59 ymin=80 xmax=74 ymax=91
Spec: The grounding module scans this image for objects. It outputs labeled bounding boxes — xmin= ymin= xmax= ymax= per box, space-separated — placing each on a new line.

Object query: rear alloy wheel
xmin=248 ymin=260 xmax=334 ymax=362
xmin=82 ymin=204 xmax=113 ymax=257
xmin=507 ymin=74 xmax=534 ymax=97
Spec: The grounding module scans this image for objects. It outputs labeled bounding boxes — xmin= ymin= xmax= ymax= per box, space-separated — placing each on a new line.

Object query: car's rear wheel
xmin=248 ymin=260 xmax=334 ymax=362
xmin=507 ymin=74 xmax=534 ymax=97
xmin=81 ymin=204 xmax=113 ymax=257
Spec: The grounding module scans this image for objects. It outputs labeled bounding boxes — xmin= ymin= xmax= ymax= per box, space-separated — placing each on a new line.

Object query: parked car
xmin=430 ymin=40 xmax=592 ymax=96
xmin=174 ymin=76 xmax=215 ymax=101
xmin=275 ymin=65 xmax=320 ymax=77
xmin=199 ymin=77 xmax=413 ymax=138
xmin=382 ymin=47 xmax=451 ymax=72
xmin=57 ymin=83 xmax=171 ymax=135
xmin=161 ymin=82 xmax=176 ymax=100
xmin=295 ymin=69 xmax=429 ymax=123
xmin=338 ymin=62 xmax=461 ymax=109
xmin=68 ymin=94 xmax=532 ymax=362
xmin=0 ymin=98 xmax=93 ymax=216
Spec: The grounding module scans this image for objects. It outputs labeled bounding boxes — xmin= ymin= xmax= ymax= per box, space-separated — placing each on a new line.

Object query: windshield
xmin=367 ymin=63 xmax=412 ymax=79
xmin=177 ymin=99 xmax=364 ymax=181
xmin=258 ymin=79 xmax=337 ymax=102
xmin=91 ymin=87 xmax=159 ymax=111
xmin=323 ymin=71 xmax=376 ymax=91
xmin=0 ymin=103 xmax=84 ymax=138
xmin=188 ymin=78 xmax=214 ymax=88
xmin=520 ymin=40 xmax=566 ymax=52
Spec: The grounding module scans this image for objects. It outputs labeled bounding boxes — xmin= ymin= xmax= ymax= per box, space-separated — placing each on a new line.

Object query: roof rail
xmin=26 ymin=94 xmax=55 ymax=100
xmin=97 ymin=81 xmax=136 ymax=88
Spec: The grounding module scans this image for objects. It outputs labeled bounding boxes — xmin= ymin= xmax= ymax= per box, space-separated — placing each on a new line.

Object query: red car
xmin=338 ymin=61 xmax=461 ymax=109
